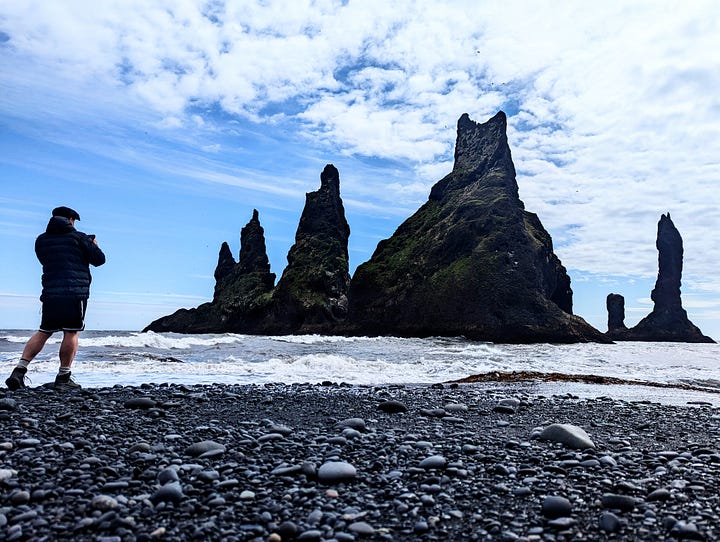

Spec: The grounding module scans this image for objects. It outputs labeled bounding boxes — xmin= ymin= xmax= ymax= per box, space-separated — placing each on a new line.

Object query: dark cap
xmin=52 ymin=206 xmax=81 ymax=221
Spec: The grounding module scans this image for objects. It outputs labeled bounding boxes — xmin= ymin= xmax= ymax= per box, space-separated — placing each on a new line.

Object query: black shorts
xmin=39 ymin=298 xmax=87 ymax=333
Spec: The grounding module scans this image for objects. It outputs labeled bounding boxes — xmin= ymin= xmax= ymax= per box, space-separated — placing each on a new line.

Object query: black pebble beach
xmin=1 ymin=381 xmax=719 ymax=541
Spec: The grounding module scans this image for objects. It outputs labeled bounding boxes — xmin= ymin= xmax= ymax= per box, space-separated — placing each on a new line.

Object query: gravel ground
xmin=1 ymin=381 xmax=720 ymax=541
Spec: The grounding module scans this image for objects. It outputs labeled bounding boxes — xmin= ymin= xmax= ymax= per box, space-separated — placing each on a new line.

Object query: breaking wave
xmin=1 ymin=330 xmax=719 ymax=404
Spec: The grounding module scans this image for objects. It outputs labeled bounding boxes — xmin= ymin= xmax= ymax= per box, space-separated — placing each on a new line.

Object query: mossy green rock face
xmin=145 ymin=166 xmax=351 ymax=335
xmin=347 ymin=112 xmax=606 ymax=343
xmin=265 ymin=164 xmax=351 ymax=333
xmin=146 ymin=114 xmax=608 ymax=343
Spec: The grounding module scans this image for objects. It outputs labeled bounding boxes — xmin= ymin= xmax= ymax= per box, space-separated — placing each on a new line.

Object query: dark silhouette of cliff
xmin=144 ymin=209 xmax=276 ymax=333
xmin=606 ymin=293 xmax=628 ymax=333
xmin=145 ymin=113 xmax=609 ymax=343
xmin=145 ymin=166 xmax=350 ymax=335
xmin=345 ymin=112 xmax=606 ymax=343
xmin=258 ymin=164 xmax=351 ymax=334
xmin=607 ymin=214 xmax=714 ymax=343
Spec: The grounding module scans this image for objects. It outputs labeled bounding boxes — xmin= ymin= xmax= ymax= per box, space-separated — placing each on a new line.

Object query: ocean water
xmin=1 ymin=330 xmax=719 ymax=405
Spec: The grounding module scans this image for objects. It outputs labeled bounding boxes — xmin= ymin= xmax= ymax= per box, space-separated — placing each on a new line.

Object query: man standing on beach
xmin=5 ymin=206 xmax=106 ymax=391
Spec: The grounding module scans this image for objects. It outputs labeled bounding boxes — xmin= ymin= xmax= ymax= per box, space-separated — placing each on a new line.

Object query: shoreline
xmin=5 ymin=364 xmax=720 ymax=407
xmin=447 ymin=371 xmax=720 ymax=408
xmin=2 ymin=381 xmax=719 ymax=540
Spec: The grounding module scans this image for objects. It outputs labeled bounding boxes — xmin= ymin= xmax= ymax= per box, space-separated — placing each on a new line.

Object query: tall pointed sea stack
xmin=262 ymin=164 xmax=351 ymax=333
xmin=347 ymin=112 xmax=606 ymax=343
xmin=610 ymin=213 xmax=714 ymax=342
xmin=606 ymin=293 xmax=628 ymax=333
xmin=144 ymin=209 xmax=275 ymax=333
xmin=211 ymin=209 xmax=276 ymax=327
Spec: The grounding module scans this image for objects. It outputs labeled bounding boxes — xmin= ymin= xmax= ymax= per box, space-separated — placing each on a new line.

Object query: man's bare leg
xmin=59 ymin=331 xmax=79 ymax=369
xmin=21 ymin=330 xmax=53 ymax=361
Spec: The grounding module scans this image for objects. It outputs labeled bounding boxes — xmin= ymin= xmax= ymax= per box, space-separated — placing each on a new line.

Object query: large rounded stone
xmin=91 ymin=494 xmax=119 ymax=511
xmin=124 ymin=397 xmax=157 ymax=409
xmin=184 ymin=440 xmax=226 ymax=457
xmin=377 ymin=400 xmax=408 ymax=413
xmin=157 ymin=467 xmax=179 ymax=485
xmin=0 ymin=398 xmax=18 ymax=411
xmin=419 ymin=455 xmax=447 ymax=470
xmin=542 ymin=496 xmax=572 ymax=519
xmin=151 ymin=482 xmax=183 ymax=504
xmin=599 ymin=512 xmax=622 ymax=533
xmin=348 ymin=521 xmax=375 ymax=536
xmin=317 ymin=461 xmax=357 ymax=484
xmin=538 ymin=424 xmax=595 ymax=449
xmin=335 ymin=418 xmax=366 ymax=431
xmin=601 ymin=494 xmax=637 ymax=511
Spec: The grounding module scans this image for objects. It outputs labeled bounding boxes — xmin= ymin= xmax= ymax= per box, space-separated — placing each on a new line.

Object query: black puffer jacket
xmin=36 ymin=217 xmax=106 ymax=301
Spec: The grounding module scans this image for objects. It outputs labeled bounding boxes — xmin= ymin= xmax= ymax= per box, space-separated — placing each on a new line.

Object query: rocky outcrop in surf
xmin=144 ymin=209 xmax=276 ymax=333
xmin=257 ymin=164 xmax=351 ymax=334
xmin=607 ymin=214 xmax=714 ymax=343
xmin=606 ymin=293 xmax=628 ymax=333
xmin=145 ymin=166 xmax=350 ymax=335
xmin=345 ymin=112 xmax=605 ymax=343
xmin=146 ymin=113 xmax=608 ymax=343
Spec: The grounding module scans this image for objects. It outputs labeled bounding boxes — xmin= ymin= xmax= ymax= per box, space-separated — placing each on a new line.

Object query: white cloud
xmin=155 ymin=115 xmax=184 ymax=129
xmin=201 ymin=143 xmax=221 ymax=153
xmin=682 ymin=296 xmax=720 ymax=310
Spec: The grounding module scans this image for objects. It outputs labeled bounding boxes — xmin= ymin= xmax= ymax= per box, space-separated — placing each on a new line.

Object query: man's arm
xmin=81 ymin=234 xmax=106 ymax=266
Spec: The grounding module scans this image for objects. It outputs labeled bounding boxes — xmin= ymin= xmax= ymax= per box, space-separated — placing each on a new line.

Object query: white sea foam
xmin=0 ymin=333 xmax=32 ymax=343
xmin=79 ymin=331 xmax=249 ymax=349
xmin=271 ymin=334 xmax=386 ymax=345
xmin=2 ymin=331 xmax=719 ymax=403
xmin=0 ymin=331 xmax=248 ymax=348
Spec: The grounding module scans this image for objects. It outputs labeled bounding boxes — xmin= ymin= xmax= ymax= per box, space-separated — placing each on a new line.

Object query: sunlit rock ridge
xmin=145 ymin=113 xmax=607 ymax=343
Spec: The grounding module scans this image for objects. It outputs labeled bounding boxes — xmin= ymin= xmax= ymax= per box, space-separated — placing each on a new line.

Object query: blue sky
xmin=1 ymin=1 xmax=718 ymax=339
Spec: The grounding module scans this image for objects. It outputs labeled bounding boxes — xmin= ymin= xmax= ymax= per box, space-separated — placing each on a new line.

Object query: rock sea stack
xmin=606 ymin=293 xmax=627 ymax=333
xmin=145 ymin=166 xmax=350 ymax=335
xmin=346 ymin=112 xmax=605 ymax=343
xmin=145 ymin=209 xmax=276 ymax=333
xmin=146 ymin=113 xmax=607 ymax=343
xmin=262 ymin=164 xmax=351 ymax=334
xmin=607 ymin=213 xmax=714 ymax=343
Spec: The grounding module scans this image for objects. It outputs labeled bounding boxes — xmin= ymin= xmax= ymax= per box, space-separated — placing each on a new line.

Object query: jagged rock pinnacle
xmin=608 ymin=213 xmax=714 ymax=343
xmin=214 ymin=242 xmax=236 ymax=283
xmin=651 ymin=213 xmax=683 ymax=312
xmin=348 ymin=112 xmax=605 ymax=343
xmin=146 ymin=113 xmax=609 ymax=343
xmin=239 ymin=209 xmax=272 ymax=274
xmin=453 ymin=110 xmax=511 ymax=173
xmin=431 ymin=111 xmax=517 ymax=202
xmin=320 ymin=164 xmax=340 ymax=191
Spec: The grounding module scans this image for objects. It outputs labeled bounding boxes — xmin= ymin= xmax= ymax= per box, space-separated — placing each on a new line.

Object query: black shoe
xmin=6 ymin=367 xmax=29 ymax=391
xmin=54 ymin=371 xmax=81 ymax=390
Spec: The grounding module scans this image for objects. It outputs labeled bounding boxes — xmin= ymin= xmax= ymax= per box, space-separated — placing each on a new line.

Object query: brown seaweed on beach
xmin=450 ymin=370 xmax=720 ymax=394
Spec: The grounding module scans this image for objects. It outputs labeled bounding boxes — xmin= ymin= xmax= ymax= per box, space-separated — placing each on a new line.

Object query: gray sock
xmin=17 ymin=359 xmax=30 ymax=370
xmin=58 ymin=367 xmax=71 ymax=375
